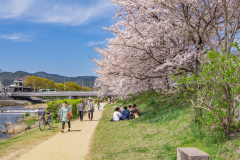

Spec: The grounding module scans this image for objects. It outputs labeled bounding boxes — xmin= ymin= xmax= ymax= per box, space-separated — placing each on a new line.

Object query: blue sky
xmin=0 ymin=0 xmax=116 ymax=77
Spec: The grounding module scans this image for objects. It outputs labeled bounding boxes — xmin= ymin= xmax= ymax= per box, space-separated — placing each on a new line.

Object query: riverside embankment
xmin=0 ymin=96 xmax=30 ymax=107
xmin=0 ymin=100 xmax=29 ymax=107
xmin=0 ymin=105 xmax=46 ymax=141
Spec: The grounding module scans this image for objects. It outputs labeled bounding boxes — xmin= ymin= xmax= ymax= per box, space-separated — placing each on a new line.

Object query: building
xmin=10 ymin=77 xmax=32 ymax=92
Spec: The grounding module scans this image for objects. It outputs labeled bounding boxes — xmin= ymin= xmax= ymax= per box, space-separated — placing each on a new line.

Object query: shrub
xmin=47 ymin=99 xmax=85 ymax=118
xmin=94 ymin=99 xmax=101 ymax=104
xmin=173 ymin=44 xmax=240 ymax=135
xmin=25 ymin=112 xmax=30 ymax=117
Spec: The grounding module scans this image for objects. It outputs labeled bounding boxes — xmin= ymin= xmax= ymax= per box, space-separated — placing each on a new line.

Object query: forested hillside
xmin=1 ymin=71 xmax=97 ymax=87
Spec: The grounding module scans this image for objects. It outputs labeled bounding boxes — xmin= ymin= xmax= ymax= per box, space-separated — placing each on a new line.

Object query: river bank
xmin=0 ymin=100 xmax=30 ymax=107
xmin=0 ymin=105 xmax=46 ymax=141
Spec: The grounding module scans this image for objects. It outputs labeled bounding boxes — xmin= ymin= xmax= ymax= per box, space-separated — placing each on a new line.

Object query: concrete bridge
xmin=8 ymin=91 xmax=117 ymax=99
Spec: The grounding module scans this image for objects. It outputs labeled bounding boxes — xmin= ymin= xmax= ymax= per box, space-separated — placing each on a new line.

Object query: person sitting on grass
xmin=133 ymin=104 xmax=140 ymax=114
xmin=121 ymin=106 xmax=130 ymax=120
xmin=120 ymin=107 xmax=124 ymax=112
xmin=129 ymin=105 xmax=135 ymax=119
xmin=128 ymin=105 xmax=133 ymax=111
xmin=132 ymin=105 xmax=140 ymax=118
xmin=111 ymin=107 xmax=122 ymax=121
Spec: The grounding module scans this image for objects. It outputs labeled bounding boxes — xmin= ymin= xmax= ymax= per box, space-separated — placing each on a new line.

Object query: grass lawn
xmin=89 ymin=91 xmax=240 ymax=160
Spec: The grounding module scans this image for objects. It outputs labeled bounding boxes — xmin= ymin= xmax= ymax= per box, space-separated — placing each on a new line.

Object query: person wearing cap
xmin=87 ymin=97 xmax=95 ymax=121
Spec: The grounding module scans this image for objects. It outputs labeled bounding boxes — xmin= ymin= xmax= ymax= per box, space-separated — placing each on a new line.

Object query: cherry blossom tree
xmin=93 ymin=0 xmax=240 ymax=98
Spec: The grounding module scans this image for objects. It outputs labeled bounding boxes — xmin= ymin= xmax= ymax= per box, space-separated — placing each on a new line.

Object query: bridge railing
xmin=8 ymin=91 xmax=117 ymax=97
xmin=9 ymin=91 xmax=98 ymax=94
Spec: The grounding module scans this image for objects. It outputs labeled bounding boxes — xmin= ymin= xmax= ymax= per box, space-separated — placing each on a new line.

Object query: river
xmin=0 ymin=105 xmax=46 ymax=141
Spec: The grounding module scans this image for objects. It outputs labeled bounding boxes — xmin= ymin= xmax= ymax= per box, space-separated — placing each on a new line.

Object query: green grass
xmin=89 ymin=90 xmax=240 ymax=160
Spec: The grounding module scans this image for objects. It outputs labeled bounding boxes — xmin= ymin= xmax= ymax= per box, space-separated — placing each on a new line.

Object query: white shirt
xmin=113 ymin=111 xmax=122 ymax=121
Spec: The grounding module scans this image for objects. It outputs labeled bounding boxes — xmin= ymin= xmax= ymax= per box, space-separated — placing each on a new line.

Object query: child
xmin=97 ymin=102 xmax=100 ymax=111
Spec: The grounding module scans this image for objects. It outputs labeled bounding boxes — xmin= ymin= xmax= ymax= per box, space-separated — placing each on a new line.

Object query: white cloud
xmin=88 ymin=40 xmax=107 ymax=46
xmin=0 ymin=0 xmax=115 ymax=26
xmin=0 ymin=0 xmax=33 ymax=18
xmin=0 ymin=33 xmax=32 ymax=42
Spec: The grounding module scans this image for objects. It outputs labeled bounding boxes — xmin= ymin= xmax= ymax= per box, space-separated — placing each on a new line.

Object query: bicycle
xmin=38 ymin=111 xmax=53 ymax=131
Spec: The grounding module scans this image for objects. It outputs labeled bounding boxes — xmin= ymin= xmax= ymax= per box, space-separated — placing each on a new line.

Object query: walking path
xmin=5 ymin=102 xmax=107 ymax=160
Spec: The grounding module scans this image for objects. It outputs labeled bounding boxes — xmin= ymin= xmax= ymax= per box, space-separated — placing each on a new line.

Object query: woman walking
xmin=87 ymin=97 xmax=95 ymax=121
xmin=77 ymin=100 xmax=85 ymax=121
xmin=60 ymin=101 xmax=72 ymax=132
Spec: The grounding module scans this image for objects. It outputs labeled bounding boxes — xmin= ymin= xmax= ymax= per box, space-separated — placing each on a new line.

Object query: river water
xmin=0 ymin=105 xmax=46 ymax=141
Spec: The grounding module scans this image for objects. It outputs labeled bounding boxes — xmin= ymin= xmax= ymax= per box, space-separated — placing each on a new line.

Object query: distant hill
xmin=1 ymin=71 xmax=97 ymax=87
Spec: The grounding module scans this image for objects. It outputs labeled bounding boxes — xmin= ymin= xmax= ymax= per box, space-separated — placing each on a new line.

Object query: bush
xmin=22 ymin=112 xmax=30 ymax=118
xmin=47 ymin=99 xmax=85 ymax=118
xmin=25 ymin=112 xmax=30 ymax=117
xmin=94 ymin=99 xmax=101 ymax=104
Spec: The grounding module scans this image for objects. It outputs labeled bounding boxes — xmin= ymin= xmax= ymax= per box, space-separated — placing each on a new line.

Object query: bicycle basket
xmin=38 ymin=111 xmax=46 ymax=117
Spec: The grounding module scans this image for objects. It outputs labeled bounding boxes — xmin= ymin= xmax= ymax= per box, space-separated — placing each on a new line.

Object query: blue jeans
xmin=79 ymin=111 xmax=83 ymax=121
xmin=88 ymin=110 xmax=93 ymax=120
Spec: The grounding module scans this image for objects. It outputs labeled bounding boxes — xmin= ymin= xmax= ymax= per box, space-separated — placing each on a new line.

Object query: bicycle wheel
xmin=48 ymin=116 xmax=53 ymax=127
xmin=39 ymin=118 xmax=45 ymax=131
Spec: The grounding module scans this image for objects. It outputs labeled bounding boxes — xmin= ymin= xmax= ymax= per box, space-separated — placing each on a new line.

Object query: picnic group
xmin=59 ymin=97 xmax=100 ymax=133
xmin=111 ymin=104 xmax=140 ymax=122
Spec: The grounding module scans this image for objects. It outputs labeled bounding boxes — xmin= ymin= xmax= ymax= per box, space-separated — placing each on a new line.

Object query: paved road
xmin=13 ymin=102 xmax=107 ymax=160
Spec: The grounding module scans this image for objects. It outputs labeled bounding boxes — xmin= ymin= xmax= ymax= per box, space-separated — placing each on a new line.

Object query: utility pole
xmin=82 ymin=79 xmax=83 ymax=91
xmin=34 ymin=79 xmax=35 ymax=92
xmin=64 ymin=76 xmax=65 ymax=92
xmin=0 ymin=69 xmax=2 ymax=93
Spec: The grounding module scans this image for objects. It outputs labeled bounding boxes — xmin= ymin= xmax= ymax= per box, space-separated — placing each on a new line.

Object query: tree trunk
xmin=226 ymin=102 xmax=232 ymax=136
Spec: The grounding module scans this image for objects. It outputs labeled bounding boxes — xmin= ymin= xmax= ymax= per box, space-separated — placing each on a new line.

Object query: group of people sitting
xmin=111 ymin=104 xmax=140 ymax=121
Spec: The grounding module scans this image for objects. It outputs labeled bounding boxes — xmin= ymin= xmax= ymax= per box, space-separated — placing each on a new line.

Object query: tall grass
xmin=8 ymin=124 xmax=27 ymax=134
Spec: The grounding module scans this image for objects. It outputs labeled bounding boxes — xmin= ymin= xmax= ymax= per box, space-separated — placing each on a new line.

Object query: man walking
xmin=87 ymin=97 xmax=95 ymax=121
xmin=77 ymin=100 xmax=85 ymax=121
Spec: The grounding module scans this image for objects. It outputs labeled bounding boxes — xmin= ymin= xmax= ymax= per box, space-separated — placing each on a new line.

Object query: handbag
xmin=91 ymin=108 xmax=94 ymax=112
xmin=67 ymin=107 xmax=73 ymax=120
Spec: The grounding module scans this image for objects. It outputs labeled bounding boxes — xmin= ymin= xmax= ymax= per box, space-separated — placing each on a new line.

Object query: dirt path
xmin=11 ymin=102 xmax=107 ymax=160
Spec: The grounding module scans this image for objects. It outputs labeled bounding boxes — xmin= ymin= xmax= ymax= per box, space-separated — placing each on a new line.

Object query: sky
xmin=0 ymin=0 xmax=116 ymax=77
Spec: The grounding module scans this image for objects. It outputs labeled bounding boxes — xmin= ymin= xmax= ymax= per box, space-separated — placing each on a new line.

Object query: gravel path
xmin=14 ymin=102 xmax=107 ymax=160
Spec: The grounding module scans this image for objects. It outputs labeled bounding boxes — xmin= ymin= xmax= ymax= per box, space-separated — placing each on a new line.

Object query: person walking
xmin=77 ymin=100 xmax=85 ymax=121
xmin=87 ymin=97 xmax=95 ymax=121
xmin=60 ymin=101 xmax=72 ymax=132
xmin=97 ymin=102 xmax=100 ymax=111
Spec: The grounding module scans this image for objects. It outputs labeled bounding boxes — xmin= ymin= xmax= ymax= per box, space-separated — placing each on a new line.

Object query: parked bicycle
xmin=38 ymin=110 xmax=53 ymax=131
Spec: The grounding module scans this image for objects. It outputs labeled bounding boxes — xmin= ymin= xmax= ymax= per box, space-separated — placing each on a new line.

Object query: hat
xmin=88 ymin=97 xmax=92 ymax=100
